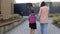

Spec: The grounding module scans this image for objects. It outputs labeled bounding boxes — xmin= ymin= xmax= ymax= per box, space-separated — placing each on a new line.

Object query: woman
xmin=38 ymin=1 xmax=49 ymax=34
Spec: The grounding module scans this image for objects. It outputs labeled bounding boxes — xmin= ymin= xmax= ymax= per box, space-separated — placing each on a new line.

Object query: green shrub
xmin=49 ymin=14 xmax=60 ymax=17
xmin=49 ymin=14 xmax=54 ymax=17
xmin=10 ymin=14 xmax=20 ymax=19
xmin=10 ymin=16 xmax=17 ymax=19
xmin=49 ymin=15 xmax=54 ymax=17
xmin=53 ymin=19 xmax=58 ymax=24
xmin=0 ymin=18 xmax=4 ymax=22
xmin=53 ymin=18 xmax=60 ymax=24
xmin=13 ymin=16 xmax=17 ymax=18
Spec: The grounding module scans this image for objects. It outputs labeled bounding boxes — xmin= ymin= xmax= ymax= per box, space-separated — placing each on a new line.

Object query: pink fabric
xmin=29 ymin=13 xmax=36 ymax=23
xmin=38 ymin=6 xmax=49 ymax=23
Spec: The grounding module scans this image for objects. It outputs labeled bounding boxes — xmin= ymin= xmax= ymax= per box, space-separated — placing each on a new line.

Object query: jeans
xmin=40 ymin=23 xmax=48 ymax=34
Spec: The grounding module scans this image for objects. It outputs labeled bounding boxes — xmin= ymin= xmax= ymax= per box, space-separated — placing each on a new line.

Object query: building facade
xmin=50 ymin=2 xmax=60 ymax=13
xmin=0 ymin=0 xmax=1 ymax=14
xmin=0 ymin=0 xmax=14 ymax=19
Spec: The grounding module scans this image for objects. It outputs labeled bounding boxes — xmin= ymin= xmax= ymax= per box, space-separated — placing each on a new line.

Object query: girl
xmin=38 ymin=1 xmax=49 ymax=34
xmin=29 ymin=9 xmax=36 ymax=34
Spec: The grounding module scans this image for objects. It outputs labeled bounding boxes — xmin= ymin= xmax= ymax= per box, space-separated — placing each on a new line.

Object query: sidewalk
xmin=5 ymin=17 xmax=60 ymax=34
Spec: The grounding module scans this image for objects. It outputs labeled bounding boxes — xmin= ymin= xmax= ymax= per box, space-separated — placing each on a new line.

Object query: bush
xmin=53 ymin=18 xmax=60 ymax=23
xmin=49 ymin=15 xmax=54 ymax=17
xmin=49 ymin=14 xmax=60 ymax=17
xmin=49 ymin=14 xmax=54 ymax=17
xmin=10 ymin=14 xmax=20 ymax=19
xmin=51 ymin=14 xmax=60 ymax=28
xmin=0 ymin=18 xmax=4 ymax=22
xmin=10 ymin=16 xmax=17 ymax=19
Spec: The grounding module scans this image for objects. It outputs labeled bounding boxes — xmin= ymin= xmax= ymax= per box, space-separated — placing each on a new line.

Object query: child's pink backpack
xmin=29 ymin=13 xmax=36 ymax=24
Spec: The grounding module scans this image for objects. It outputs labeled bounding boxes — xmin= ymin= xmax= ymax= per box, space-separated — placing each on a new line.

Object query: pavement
xmin=5 ymin=16 xmax=60 ymax=34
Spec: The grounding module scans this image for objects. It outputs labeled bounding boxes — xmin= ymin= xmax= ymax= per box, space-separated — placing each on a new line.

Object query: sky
xmin=15 ymin=0 xmax=60 ymax=3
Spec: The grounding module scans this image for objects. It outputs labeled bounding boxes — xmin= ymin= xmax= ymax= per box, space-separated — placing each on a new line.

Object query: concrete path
xmin=5 ymin=17 xmax=60 ymax=34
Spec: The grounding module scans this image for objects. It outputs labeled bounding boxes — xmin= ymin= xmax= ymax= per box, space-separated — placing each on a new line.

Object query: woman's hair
xmin=41 ymin=1 xmax=46 ymax=7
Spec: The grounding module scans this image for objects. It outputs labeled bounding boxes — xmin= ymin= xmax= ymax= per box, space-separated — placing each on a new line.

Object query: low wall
xmin=0 ymin=18 xmax=26 ymax=34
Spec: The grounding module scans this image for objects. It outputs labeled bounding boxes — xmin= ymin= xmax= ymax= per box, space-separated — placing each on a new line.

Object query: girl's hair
xmin=31 ymin=9 xmax=34 ymax=13
xmin=41 ymin=1 xmax=46 ymax=7
xmin=28 ymin=3 xmax=32 ymax=7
